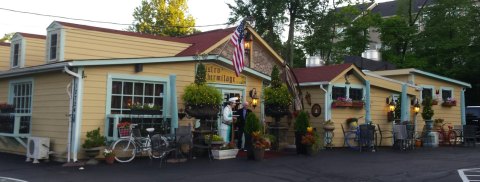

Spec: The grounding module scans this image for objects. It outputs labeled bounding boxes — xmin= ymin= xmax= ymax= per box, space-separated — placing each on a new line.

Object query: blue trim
xmin=400 ymin=84 xmax=408 ymax=122
xmin=413 ymin=69 xmax=471 ymax=88
xmin=169 ymin=75 xmax=178 ymax=134
xmin=365 ymin=81 xmax=371 ymax=123
xmin=327 ymin=84 xmax=332 ymax=120
xmin=461 ymin=89 xmax=466 ymax=125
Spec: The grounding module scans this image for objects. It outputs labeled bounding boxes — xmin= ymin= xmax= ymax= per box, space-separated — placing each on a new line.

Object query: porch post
xmin=461 ymin=88 xmax=466 ymax=125
xmin=400 ymin=84 xmax=408 ymax=122
xmin=169 ymin=75 xmax=178 ymax=134
xmin=365 ymin=80 xmax=371 ymax=124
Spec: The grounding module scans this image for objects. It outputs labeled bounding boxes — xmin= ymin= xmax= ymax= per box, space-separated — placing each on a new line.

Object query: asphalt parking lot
xmin=1 ymin=147 xmax=479 ymax=182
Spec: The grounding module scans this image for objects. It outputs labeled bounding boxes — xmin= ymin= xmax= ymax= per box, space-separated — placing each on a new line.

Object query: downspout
xmin=63 ymin=66 xmax=82 ymax=162
xmin=320 ymin=84 xmax=328 ymax=121
xmin=65 ymin=82 xmax=72 ymax=162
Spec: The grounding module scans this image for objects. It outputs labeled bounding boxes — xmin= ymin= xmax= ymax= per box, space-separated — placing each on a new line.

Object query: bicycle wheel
xmin=447 ymin=131 xmax=457 ymax=145
xmin=112 ymin=139 xmax=136 ymax=163
xmin=150 ymin=134 xmax=169 ymax=159
xmin=345 ymin=132 xmax=360 ymax=150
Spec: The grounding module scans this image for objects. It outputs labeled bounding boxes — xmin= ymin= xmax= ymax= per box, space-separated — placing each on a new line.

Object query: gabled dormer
xmin=9 ymin=33 xmax=46 ymax=69
xmin=10 ymin=33 xmax=25 ymax=69
xmin=46 ymin=22 xmax=65 ymax=62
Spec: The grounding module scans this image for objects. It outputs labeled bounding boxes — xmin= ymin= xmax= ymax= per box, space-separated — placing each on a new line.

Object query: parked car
xmin=466 ymin=106 xmax=480 ymax=140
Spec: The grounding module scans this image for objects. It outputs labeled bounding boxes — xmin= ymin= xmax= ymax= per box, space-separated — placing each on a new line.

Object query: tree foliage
xmin=0 ymin=33 xmax=13 ymax=43
xmin=129 ymin=0 xmax=196 ymax=36
xmin=228 ymin=0 xmax=321 ymax=67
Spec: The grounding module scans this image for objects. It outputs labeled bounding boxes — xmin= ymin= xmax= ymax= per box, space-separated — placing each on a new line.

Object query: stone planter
xmin=84 ymin=147 xmax=101 ymax=165
xmin=211 ymin=149 xmax=239 ymax=160
xmin=253 ymin=148 xmax=265 ymax=161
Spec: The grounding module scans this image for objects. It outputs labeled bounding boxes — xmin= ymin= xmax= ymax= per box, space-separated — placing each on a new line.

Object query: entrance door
xmin=219 ymin=89 xmax=243 ymax=142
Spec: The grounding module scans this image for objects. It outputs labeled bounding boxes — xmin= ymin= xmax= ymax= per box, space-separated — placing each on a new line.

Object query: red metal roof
xmin=0 ymin=42 xmax=10 ymax=46
xmin=19 ymin=32 xmax=46 ymax=39
xmin=56 ymin=21 xmax=183 ymax=42
xmin=176 ymin=27 xmax=235 ymax=56
xmin=293 ymin=64 xmax=353 ymax=83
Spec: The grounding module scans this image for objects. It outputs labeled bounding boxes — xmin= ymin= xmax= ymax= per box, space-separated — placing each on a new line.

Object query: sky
xmin=0 ymin=0 xmax=392 ymax=39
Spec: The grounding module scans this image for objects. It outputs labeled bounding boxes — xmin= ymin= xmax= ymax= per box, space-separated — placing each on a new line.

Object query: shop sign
xmin=204 ymin=63 xmax=246 ymax=85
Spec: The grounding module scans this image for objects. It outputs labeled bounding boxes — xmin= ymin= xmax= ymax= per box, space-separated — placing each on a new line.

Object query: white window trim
xmin=331 ymin=83 xmax=365 ymax=101
xmin=420 ymin=85 xmax=435 ymax=102
xmin=105 ymin=74 xmax=169 ymax=116
xmin=440 ymin=87 xmax=454 ymax=102
xmin=46 ymin=27 xmax=65 ymax=63
xmin=8 ymin=78 xmax=34 ymax=114
xmin=9 ymin=37 xmax=26 ymax=69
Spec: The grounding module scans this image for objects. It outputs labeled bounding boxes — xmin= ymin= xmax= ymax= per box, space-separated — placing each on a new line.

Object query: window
xmin=49 ymin=33 xmax=58 ymax=61
xmin=110 ymin=80 xmax=165 ymax=114
xmin=441 ymin=89 xmax=452 ymax=101
xmin=349 ymin=88 xmax=363 ymax=101
xmin=332 ymin=86 xmax=346 ymax=100
xmin=422 ymin=88 xmax=433 ymax=100
xmin=12 ymin=43 xmax=20 ymax=68
xmin=1 ymin=80 xmax=33 ymax=135
xmin=11 ymin=81 xmax=33 ymax=114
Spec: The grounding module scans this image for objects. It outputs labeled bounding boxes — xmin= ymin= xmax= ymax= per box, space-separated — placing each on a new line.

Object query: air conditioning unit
xmin=26 ymin=137 xmax=50 ymax=163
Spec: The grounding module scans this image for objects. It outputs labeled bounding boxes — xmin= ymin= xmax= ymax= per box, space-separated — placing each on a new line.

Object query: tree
xmin=129 ymin=0 xmax=196 ymax=36
xmin=0 ymin=33 xmax=13 ymax=43
xmin=228 ymin=0 xmax=322 ymax=67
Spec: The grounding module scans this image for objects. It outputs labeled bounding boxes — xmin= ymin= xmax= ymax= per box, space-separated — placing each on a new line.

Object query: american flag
xmin=230 ymin=21 xmax=246 ymax=77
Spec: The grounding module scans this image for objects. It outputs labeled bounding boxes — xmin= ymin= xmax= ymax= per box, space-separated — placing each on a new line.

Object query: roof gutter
xmin=299 ymin=82 xmax=329 ymax=86
xmin=0 ymin=62 xmax=68 ymax=79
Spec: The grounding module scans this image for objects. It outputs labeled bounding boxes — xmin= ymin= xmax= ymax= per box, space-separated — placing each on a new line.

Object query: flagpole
xmin=216 ymin=18 xmax=248 ymax=60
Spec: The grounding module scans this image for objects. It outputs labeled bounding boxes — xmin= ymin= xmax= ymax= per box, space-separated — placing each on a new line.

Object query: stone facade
xmin=210 ymin=37 xmax=282 ymax=76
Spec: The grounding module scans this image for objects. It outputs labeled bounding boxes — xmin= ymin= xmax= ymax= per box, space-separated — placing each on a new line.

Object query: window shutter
xmin=56 ymin=32 xmax=60 ymax=61
xmin=46 ymin=34 xmax=51 ymax=62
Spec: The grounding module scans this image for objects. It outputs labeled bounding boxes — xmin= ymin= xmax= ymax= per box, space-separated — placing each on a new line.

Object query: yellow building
xmin=294 ymin=64 xmax=470 ymax=147
xmin=0 ymin=21 xmax=284 ymax=162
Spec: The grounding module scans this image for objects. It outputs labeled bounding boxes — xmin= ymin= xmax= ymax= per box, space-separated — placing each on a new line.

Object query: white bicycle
xmin=111 ymin=124 xmax=169 ymax=163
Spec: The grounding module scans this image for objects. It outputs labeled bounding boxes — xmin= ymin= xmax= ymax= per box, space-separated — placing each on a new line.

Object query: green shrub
xmin=421 ymin=97 xmax=434 ymax=120
xmin=82 ymin=128 xmax=106 ymax=149
xmin=183 ymin=84 xmax=222 ymax=106
xmin=294 ymin=111 xmax=310 ymax=134
xmin=264 ymin=84 xmax=292 ymax=106
xmin=195 ymin=62 xmax=206 ymax=85
xmin=244 ymin=113 xmax=262 ymax=135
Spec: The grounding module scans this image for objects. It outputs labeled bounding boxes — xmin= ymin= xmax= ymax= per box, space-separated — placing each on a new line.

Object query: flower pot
xmin=415 ymin=140 xmax=422 ymax=148
xmin=211 ymin=149 xmax=239 ymax=160
xmin=306 ymin=145 xmax=315 ymax=156
xmin=245 ymin=134 xmax=254 ymax=160
xmin=253 ymin=148 xmax=265 ymax=161
xmin=185 ymin=104 xmax=219 ymax=119
xmin=105 ymin=156 xmax=115 ymax=164
xmin=332 ymin=101 xmax=352 ymax=107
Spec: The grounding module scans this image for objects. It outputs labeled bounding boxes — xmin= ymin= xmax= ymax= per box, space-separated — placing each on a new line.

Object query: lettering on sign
xmin=204 ymin=63 xmax=246 ymax=85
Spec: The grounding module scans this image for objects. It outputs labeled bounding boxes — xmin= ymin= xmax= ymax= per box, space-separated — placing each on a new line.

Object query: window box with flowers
xmin=129 ymin=103 xmax=162 ymax=115
xmin=332 ymin=97 xmax=353 ymax=107
xmin=351 ymin=100 xmax=364 ymax=108
xmin=442 ymin=98 xmax=456 ymax=107
xmin=0 ymin=103 xmax=15 ymax=113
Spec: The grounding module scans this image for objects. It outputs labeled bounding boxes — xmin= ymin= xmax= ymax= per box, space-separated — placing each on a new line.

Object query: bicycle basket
xmin=118 ymin=128 xmax=130 ymax=138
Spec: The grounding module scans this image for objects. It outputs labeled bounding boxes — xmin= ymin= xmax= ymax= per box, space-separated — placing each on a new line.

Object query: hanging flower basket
xmin=185 ymin=104 xmax=219 ymax=119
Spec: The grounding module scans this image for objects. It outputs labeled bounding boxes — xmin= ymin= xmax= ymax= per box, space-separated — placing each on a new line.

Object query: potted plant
xmin=433 ymin=118 xmax=444 ymax=130
xmin=244 ymin=112 xmax=262 ymax=160
xmin=204 ymin=134 xmax=225 ymax=146
xmin=294 ymin=111 xmax=309 ymax=155
xmin=129 ymin=103 xmax=162 ymax=115
xmin=323 ymin=120 xmax=335 ymax=131
xmin=251 ymin=131 xmax=271 ymax=161
xmin=301 ymin=127 xmax=320 ymax=156
xmin=82 ymin=128 xmax=106 ymax=165
xmin=441 ymin=97 xmax=457 ymax=107
xmin=183 ymin=62 xmax=222 ymax=121
xmin=103 ymin=148 xmax=115 ymax=164
xmin=211 ymin=143 xmax=239 ymax=160
xmin=263 ymin=65 xmax=292 ymax=125
xmin=422 ymin=96 xmax=435 ymax=147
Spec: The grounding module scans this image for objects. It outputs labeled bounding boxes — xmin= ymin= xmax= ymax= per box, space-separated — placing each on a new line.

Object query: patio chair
xmin=376 ymin=124 xmax=394 ymax=147
xmin=359 ymin=124 xmax=376 ymax=152
xmin=393 ymin=125 xmax=408 ymax=151
xmin=463 ymin=125 xmax=477 ymax=147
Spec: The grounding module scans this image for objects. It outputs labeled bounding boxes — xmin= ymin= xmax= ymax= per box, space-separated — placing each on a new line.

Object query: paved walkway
xmin=1 ymin=147 xmax=479 ymax=182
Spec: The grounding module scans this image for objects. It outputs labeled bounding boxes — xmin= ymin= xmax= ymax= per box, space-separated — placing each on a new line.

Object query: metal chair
xmin=376 ymin=124 xmax=394 ymax=147
xmin=393 ymin=125 xmax=408 ymax=151
xmin=359 ymin=124 xmax=376 ymax=152
xmin=174 ymin=124 xmax=193 ymax=160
